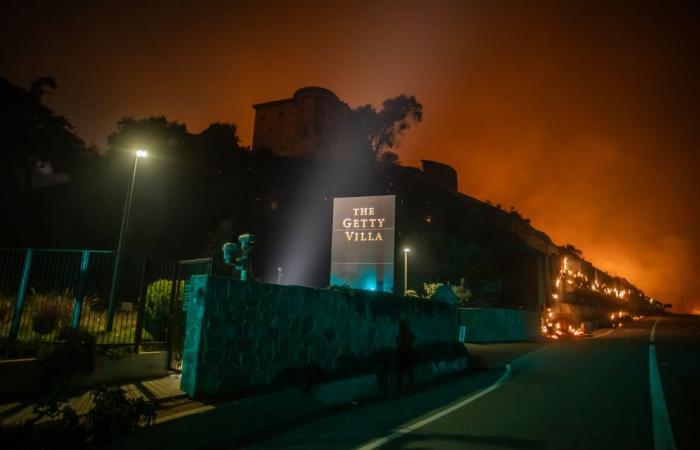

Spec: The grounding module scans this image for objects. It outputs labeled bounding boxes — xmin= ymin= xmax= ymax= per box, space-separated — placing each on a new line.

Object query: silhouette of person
xmin=396 ymin=319 xmax=415 ymax=389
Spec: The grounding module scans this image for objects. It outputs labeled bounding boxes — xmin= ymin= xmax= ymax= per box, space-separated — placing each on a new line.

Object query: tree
xmin=106 ymin=116 xmax=189 ymax=162
xmin=378 ymin=151 xmax=400 ymax=166
xmin=192 ymin=122 xmax=246 ymax=173
xmin=352 ymin=95 xmax=422 ymax=160
xmin=0 ymin=76 xmax=87 ymax=193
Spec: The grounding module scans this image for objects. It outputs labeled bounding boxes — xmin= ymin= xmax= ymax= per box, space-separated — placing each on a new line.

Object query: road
xmin=242 ymin=315 xmax=700 ymax=450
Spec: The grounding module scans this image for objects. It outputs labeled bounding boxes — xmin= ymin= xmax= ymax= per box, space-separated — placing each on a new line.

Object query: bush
xmin=32 ymin=302 xmax=69 ymax=335
xmin=423 ymin=278 xmax=472 ymax=307
xmin=0 ymin=296 xmax=14 ymax=325
xmin=144 ymin=279 xmax=181 ymax=339
xmin=87 ymin=386 xmax=156 ymax=444
xmin=0 ymin=386 xmax=155 ymax=449
xmin=39 ymin=328 xmax=96 ymax=394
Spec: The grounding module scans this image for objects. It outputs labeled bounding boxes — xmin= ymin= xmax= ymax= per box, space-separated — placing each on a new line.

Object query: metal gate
xmin=167 ymin=258 xmax=212 ymax=371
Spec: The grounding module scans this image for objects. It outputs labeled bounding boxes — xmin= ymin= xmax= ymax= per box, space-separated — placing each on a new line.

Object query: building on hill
xmin=252 ymin=86 xmax=365 ymax=158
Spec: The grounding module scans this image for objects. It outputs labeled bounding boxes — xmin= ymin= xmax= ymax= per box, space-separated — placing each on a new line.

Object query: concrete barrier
xmin=458 ymin=308 xmax=541 ymax=342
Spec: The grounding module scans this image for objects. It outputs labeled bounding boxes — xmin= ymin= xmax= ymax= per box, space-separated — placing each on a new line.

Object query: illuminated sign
xmin=330 ymin=195 xmax=395 ymax=292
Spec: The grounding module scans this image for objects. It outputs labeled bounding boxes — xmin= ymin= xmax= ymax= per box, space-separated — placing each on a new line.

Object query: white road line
xmin=355 ymin=364 xmax=512 ymax=450
xmin=650 ymin=317 xmax=659 ymax=344
xmin=592 ymin=328 xmax=615 ymax=339
xmin=649 ymin=318 xmax=677 ymax=450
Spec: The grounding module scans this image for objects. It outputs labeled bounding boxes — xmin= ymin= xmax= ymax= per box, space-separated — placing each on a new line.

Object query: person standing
xmin=396 ymin=319 xmax=416 ymax=389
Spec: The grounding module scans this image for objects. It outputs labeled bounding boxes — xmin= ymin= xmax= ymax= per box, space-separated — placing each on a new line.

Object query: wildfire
xmin=542 ymin=314 xmax=585 ymax=339
xmin=554 ymin=256 xmax=631 ymax=303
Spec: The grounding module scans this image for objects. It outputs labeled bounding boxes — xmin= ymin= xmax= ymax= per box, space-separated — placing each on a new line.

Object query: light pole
xmin=107 ymin=149 xmax=147 ymax=331
xmin=403 ymin=248 xmax=410 ymax=294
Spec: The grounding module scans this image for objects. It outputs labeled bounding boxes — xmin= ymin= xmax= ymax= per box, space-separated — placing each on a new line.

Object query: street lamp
xmin=403 ymin=248 xmax=410 ymax=294
xmin=107 ymin=149 xmax=147 ymax=330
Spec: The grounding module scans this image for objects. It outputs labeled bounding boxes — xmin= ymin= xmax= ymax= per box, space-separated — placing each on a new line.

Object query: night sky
xmin=2 ymin=0 xmax=699 ymax=311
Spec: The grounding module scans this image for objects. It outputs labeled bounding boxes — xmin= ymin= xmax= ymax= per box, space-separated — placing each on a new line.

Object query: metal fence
xmin=0 ymin=248 xmax=211 ymax=359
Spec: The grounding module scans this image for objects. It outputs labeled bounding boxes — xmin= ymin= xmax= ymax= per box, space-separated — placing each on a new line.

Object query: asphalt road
xmin=242 ymin=315 xmax=700 ymax=450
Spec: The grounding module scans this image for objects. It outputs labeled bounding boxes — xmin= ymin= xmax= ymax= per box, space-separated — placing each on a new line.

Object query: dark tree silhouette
xmin=0 ymin=76 xmax=87 ymax=193
xmin=352 ymin=95 xmax=422 ymax=160
xmin=192 ymin=122 xmax=247 ymax=173
xmin=107 ymin=116 xmax=189 ymax=162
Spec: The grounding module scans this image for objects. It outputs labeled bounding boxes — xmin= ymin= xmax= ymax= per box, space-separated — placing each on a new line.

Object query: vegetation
xmin=0 ymin=76 xmax=89 ymax=194
xmin=423 ymin=278 xmax=472 ymax=307
xmin=0 ymin=324 xmax=154 ymax=449
xmin=31 ymin=296 xmax=72 ymax=335
xmin=87 ymin=386 xmax=156 ymax=444
xmin=352 ymin=94 xmax=423 ymax=161
xmin=39 ymin=327 xmax=96 ymax=394
xmin=0 ymin=386 xmax=155 ymax=449
xmin=0 ymin=295 xmax=13 ymax=330
xmin=144 ymin=279 xmax=183 ymax=340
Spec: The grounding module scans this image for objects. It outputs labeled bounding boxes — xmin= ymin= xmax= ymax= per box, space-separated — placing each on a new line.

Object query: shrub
xmin=0 ymin=386 xmax=155 ymax=449
xmin=87 ymin=386 xmax=156 ymax=444
xmin=39 ymin=328 xmax=96 ymax=394
xmin=32 ymin=301 xmax=69 ymax=335
xmin=423 ymin=278 xmax=472 ymax=307
xmin=0 ymin=296 xmax=13 ymax=326
xmin=144 ymin=279 xmax=182 ymax=339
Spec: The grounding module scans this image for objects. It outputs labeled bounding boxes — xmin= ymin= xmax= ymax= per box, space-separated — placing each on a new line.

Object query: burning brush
xmin=542 ymin=311 xmax=585 ymax=339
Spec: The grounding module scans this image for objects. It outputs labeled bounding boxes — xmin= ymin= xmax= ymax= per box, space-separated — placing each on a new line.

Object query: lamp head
xmin=136 ymin=150 xmax=148 ymax=158
xmin=403 ymin=248 xmax=411 ymax=253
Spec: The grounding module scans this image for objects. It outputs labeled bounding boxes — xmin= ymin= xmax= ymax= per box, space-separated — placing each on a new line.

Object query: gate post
xmin=166 ymin=263 xmax=181 ymax=370
xmin=71 ymin=250 xmax=91 ymax=329
xmin=133 ymin=257 xmax=148 ymax=353
xmin=9 ymin=249 xmax=33 ymax=340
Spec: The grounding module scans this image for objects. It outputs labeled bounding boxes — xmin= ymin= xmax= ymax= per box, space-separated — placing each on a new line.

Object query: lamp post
xmin=403 ymin=248 xmax=410 ymax=294
xmin=107 ymin=149 xmax=147 ymax=331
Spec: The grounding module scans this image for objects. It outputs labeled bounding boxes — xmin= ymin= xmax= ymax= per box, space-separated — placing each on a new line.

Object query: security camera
xmin=221 ymin=242 xmax=239 ymax=265
xmin=238 ymin=233 xmax=255 ymax=251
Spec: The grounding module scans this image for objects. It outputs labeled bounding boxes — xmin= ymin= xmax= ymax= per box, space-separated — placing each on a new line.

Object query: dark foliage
xmin=0 ymin=402 xmax=86 ymax=450
xmin=87 ymin=386 xmax=156 ymax=444
xmin=352 ymin=94 xmax=422 ymax=160
xmin=39 ymin=327 xmax=96 ymax=394
xmin=31 ymin=303 xmax=66 ymax=335
xmin=0 ymin=76 xmax=88 ymax=195
xmin=0 ymin=385 xmax=156 ymax=450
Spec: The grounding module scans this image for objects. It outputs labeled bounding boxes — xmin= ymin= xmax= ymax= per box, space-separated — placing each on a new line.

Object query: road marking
xmin=592 ymin=328 xmax=615 ymax=339
xmin=649 ymin=318 xmax=676 ymax=450
xmin=355 ymin=364 xmax=512 ymax=450
xmin=650 ymin=317 xmax=659 ymax=344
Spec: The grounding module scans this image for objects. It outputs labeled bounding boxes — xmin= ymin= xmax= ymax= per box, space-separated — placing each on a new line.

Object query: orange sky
xmin=2 ymin=0 xmax=698 ymax=311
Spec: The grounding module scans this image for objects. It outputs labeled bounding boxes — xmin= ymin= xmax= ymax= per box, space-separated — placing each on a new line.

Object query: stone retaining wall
xmin=181 ymin=276 xmax=459 ymax=398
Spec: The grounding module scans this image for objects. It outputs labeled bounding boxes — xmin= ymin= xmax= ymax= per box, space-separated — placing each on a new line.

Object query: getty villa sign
xmin=330 ymin=195 xmax=395 ymax=292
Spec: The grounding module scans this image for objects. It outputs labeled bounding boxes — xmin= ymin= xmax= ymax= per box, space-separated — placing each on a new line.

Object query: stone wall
xmin=181 ymin=276 xmax=458 ymax=398
xmin=458 ymin=308 xmax=541 ymax=342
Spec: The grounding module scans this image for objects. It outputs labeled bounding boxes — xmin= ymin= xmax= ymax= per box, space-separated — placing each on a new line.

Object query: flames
xmin=542 ymin=310 xmax=585 ymax=339
xmin=553 ymin=256 xmax=631 ymax=303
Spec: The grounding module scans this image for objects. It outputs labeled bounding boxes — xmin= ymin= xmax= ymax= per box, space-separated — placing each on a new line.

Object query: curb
xmin=111 ymin=357 xmax=469 ymax=450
